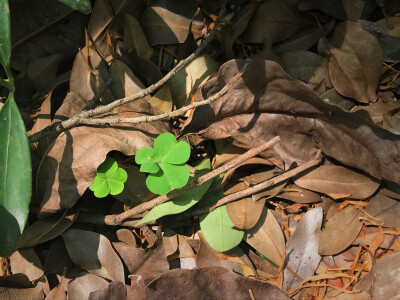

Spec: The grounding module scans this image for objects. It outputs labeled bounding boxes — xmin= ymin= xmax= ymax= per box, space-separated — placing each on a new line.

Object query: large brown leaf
xmin=321 ymin=21 xmax=382 ymax=103
xmin=318 ymin=206 xmax=363 ymax=255
xmin=62 ymin=229 xmax=125 ymax=283
xmin=126 ymin=267 xmax=290 ymax=300
xmin=370 ymin=252 xmax=400 ymax=299
xmin=294 ymin=165 xmax=380 ymax=199
xmin=283 ymin=207 xmax=323 ymax=291
xmin=67 ymin=273 xmax=109 ymax=300
xmin=182 ymin=59 xmax=400 ymax=184
xmin=36 ymin=99 xmax=169 ymax=215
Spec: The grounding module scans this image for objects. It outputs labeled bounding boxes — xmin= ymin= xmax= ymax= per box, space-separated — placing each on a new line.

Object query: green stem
xmin=0 ymin=77 xmax=13 ymax=91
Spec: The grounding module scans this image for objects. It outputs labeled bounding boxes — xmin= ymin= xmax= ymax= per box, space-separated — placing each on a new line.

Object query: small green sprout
xmin=135 ymin=132 xmax=190 ymax=195
xmin=89 ymin=157 xmax=128 ymax=198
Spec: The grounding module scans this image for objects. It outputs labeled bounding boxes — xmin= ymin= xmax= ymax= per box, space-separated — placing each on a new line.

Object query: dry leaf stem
xmin=103 ymin=136 xmax=281 ymax=226
xmin=178 ymin=150 xmax=322 ymax=220
xmin=27 ymin=3 xmax=227 ymax=144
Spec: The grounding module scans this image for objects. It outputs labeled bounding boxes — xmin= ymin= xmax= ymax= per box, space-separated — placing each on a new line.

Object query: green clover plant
xmin=135 ymin=133 xmax=190 ymax=195
xmin=89 ymin=157 xmax=128 ymax=198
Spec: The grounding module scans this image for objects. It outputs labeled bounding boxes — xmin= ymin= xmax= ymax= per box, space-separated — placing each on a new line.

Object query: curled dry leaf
xmin=284 ymin=207 xmax=323 ymax=291
xmin=62 ymin=229 xmax=125 ymax=283
xmin=46 ymin=283 xmax=67 ymax=300
xmin=183 ymin=59 xmax=400 ymax=184
xmin=244 ymin=207 xmax=285 ymax=268
xmin=321 ymin=21 xmax=382 ymax=103
xmin=36 ymin=99 xmax=169 ymax=215
xmin=294 ymin=165 xmax=380 ymax=199
xmin=318 ymin=206 xmax=363 ymax=255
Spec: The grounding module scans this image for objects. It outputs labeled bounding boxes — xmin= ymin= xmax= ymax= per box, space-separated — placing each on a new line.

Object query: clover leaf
xmin=135 ymin=133 xmax=190 ymax=195
xmin=89 ymin=157 xmax=128 ymax=198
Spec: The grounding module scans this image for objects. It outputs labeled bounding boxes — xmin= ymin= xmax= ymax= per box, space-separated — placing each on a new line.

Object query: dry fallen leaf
xmin=294 ymin=165 xmax=380 ymax=199
xmin=318 ymin=205 xmax=363 ymax=255
xmin=284 ymin=207 xmax=323 ymax=291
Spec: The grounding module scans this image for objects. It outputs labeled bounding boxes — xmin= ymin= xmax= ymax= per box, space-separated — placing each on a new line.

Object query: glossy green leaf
xmin=89 ymin=157 xmax=127 ymax=198
xmin=199 ymin=204 xmax=244 ymax=252
xmin=0 ymin=93 xmax=32 ymax=257
xmin=136 ymin=159 xmax=212 ymax=226
xmin=0 ymin=0 xmax=11 ymax=77
xmin=57 ymin=0 xmax=92 ymax=14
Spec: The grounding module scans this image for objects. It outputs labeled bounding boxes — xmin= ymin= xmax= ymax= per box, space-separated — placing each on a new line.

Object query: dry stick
xmin=78 ymin=61 xmax=250 ymax=126
xmin=104 ymin=136 xmax=281 ymax=226
xmin=178 ymin=150 xmax=323 ymax=220
xmin=28 ymin=4 xmax=227 ymax=144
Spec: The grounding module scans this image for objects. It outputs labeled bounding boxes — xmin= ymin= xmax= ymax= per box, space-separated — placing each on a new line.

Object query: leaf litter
xmin=1 ymin=0 xmax=400 ymax=299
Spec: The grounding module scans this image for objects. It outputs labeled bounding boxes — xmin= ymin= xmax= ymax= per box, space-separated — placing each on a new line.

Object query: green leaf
xmin=57 ymin=0 xmax=92 ymax=14
xmin=89 ymin=157 xmax=128 ymax=198
xmin=0 ymin=93 xmax=32 ymax=257
xmin=199 ymin=205 xmax=244 ymax=252
xmin=136 ymin=159 xmax=212 ymax=226
xmin=0 ymin=0 xmax=12 ymax=78
xmin=136 ymin=133 xmax=191 ymax=195
xmin=154 ymin=133 xmax=190 ymax=163
xmin=135 ymin=147 xmax=156 ymax=164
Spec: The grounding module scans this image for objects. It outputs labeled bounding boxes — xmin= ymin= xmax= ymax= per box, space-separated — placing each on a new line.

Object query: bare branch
xmin=28 ymin=4 xmax=227 ymax=144
xmin=178 ymin=150 xmax=323 ymax=219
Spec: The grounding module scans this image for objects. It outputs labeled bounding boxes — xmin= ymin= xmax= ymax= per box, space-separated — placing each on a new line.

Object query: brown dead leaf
xmin=319 ymin=206 xmax=363 ymax=255
xmin=366 ymin=191 xmax=400 ymax=227
xmin=294 ymin=165 xmax=380 ymax=199
xmin=67 ymin=273 xmax=109 ymax=300
xmin=182 ymin=59 xmax=400 ymax=183
xmin=321 ymin=21 xmax=382 ymax=103
xmin=89 ymin=281 xmax=126 ymax=300
xmin=196 ymin=233 xmax=255 ymax=277
xmin=69 ymin=47 xmax=114 ymax=104
xmin=36 ymin=99 xmax=169 ymax=215
xmin=140 ymin=0 xmax=202 ymax=45
xmin=370 ymin=252 xmax=400 ymax=299
xmin=127 ymin=267 xmax=290 ymax=300
xmin=242 ymin=0 xmax=309 ymax=44
xmin=46 ymin=284 xmax=67 ymax=300
xmin=112 ymin=230 xmax=169 ymax=285
xmin=0 ymin=287 xmax=44 ymax=300
xmin=280 ymin=50 xmax=331 ymax=94
xmin=10 ymin=248 xmax=50 ymax=294
xmin=244 ymin=207 xmax=285 ymax=268
xmin=277 ymin=184 xmax=321 ymax=204
xmin=62 ymin=229 xmax=125 ymax=283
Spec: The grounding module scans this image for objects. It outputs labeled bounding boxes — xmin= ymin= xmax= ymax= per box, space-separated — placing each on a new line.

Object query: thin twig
xmin=178 ymin=150 xmax=322 ymax=219
xmin=103 ymin=136 xmax=281 ymax=226
xmin=28 ymin=4 xmax=227 ymax=144
xmin=78 ymin=60 xmax=250 ymax=125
